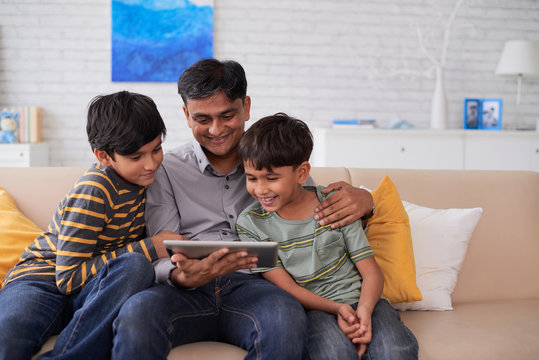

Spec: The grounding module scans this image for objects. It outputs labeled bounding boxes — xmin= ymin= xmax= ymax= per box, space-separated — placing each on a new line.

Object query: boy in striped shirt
xmin=236 ymin=113 xmax=418 ymax=360
xmin=0 ymin=91 xmax=166 ymax=360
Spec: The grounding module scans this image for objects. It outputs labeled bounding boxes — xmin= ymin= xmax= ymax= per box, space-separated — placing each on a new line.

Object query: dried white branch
xmin=416 ymin=26 xmax=440 ymax=68
xmin=441 ymin=0 xmax=465 ymax=67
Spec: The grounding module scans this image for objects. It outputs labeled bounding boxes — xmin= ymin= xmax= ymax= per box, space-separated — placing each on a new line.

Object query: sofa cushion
xmin=0 ymin=187 xmax=42 ymax=288
xmin=365 ymin=176 xmax=422 ymax=304
xmin=400 ymin=299 xmax=539 ymax=360
xmin=393 ymin=202 xmax=482 ymax=311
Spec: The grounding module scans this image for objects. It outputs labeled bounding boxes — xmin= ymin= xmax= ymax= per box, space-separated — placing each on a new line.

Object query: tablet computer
xmin=163 ymin=240 xmax=278 ymax=268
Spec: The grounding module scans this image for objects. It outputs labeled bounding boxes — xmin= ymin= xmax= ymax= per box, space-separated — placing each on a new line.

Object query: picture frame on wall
xmin=480 ymin=98 xmax=502 ymax=130
xmin=463 ymin=99 xmax=480 ymax=129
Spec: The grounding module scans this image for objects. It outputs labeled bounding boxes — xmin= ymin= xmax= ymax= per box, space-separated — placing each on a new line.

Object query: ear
xmin=182 ymin=104 xmax=192 ymax=129
xmin=94 ymin=149 xmax=113 ymax=167
xmin=243 ymin=96 xmax=251 ymax=122
xmin=296 ymin=161 xmax=311 ymax=184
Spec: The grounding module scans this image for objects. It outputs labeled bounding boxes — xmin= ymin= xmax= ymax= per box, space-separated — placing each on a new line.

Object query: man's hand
xmin=152 ymin=231 xmax=187 ymax=258
xmin=170 ymin=248 xmax=258 ymax=288
xmin=314 ymin=181 xmax=374 ymax=228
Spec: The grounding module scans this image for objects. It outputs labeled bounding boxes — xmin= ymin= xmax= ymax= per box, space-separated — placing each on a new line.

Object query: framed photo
xmin=463 ymin=99 xmax=480 ymax=129
xmin=480 ymin=98 xmax=502 ymax=130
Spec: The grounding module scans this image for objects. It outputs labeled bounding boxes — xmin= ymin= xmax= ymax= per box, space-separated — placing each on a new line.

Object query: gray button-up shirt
xmin=147 ymin=140 xmax=254 ymax=282
xmin=148 ymin=140 xmax=315 ymax=283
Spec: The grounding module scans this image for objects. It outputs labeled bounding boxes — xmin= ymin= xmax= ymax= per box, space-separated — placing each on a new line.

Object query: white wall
xmin=1 ymin=0 xmax=538 ymax=166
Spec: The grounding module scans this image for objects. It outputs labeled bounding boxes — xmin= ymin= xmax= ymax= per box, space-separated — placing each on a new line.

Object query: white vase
xmin=430 ymin=66 xmax=448 ymax=129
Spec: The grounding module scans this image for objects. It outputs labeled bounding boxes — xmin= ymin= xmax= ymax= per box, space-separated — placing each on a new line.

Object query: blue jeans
xmin=0 ymin=252 xmax=154 ymax=360
xmin=112 ymin=272 xmax=309 ymax=360
xmin=307 ymin=299 xmax=418 ymax=360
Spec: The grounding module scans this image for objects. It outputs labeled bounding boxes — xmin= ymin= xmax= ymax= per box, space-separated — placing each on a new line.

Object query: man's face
xmin=183 ymin=91 xmax=251 ymax=160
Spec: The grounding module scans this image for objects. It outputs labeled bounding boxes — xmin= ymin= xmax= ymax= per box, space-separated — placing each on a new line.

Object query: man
xmin=112 ymin=59 xmax=375 ymax=359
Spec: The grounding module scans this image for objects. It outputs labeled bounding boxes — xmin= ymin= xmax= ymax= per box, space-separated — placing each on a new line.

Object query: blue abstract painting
xmin=112 ymin=0 xmax=214 ymax=82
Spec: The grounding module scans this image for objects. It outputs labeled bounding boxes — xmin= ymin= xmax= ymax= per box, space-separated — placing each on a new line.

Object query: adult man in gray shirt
xmin=112 ymin=59 xmax=375 ymax=360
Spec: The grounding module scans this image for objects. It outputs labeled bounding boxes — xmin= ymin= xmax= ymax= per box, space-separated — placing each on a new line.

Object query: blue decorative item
xmin=111 ymin=0 xmax=214 ymax=82
xmin=0 ymin=108 xmax=19 ymax=144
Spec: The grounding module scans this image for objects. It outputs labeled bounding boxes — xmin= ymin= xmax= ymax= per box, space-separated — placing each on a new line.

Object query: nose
xmin=144 ymin=154 xmax=159 ymax=171
xmin=255 ymin=181 xmax=268 ymax=196
xmin=209 ymin=119 xmax=225 ymax=136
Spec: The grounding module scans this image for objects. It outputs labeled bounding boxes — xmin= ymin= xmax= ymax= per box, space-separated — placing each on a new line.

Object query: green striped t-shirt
xmin=2 ymin=163 xmax=157 ymax=294
xmin=236 ymin=185 xmax=374 ymax=305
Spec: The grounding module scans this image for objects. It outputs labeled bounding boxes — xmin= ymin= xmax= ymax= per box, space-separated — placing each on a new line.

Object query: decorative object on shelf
xmin=0 ymin=109 xmax=19 ymax=144
xmin=479 ymin=98 xmax=503 ymax=130
xmin=414 ymin=0 xmax=464 ymax=129
xmin=17 ymin=106 xmax=42 ymax=143
xmin=463 ymin=99 xmax=480 ymax=129
xmin=332 ymin=119 xmax=377 ymax=129
xmin=495 ymin=40 xmax=539 ymax=130
xmin=463 ymin=98 xmax=502 ymax=130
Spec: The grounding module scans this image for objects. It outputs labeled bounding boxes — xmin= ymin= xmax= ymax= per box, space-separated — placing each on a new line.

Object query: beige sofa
xmin=1 ymin=167 xmax=538 ymax=360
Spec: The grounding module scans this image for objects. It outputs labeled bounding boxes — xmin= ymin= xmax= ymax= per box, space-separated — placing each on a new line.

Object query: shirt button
xmin=222 ymin=231 xmax=228 ymax=235
xmin=225 ymin=185 xmax=230 ymax=190
xmin=226 ymin=176 xmax=230 ymax=181
xmin=228 ymin=214 xmax=234 ymax=219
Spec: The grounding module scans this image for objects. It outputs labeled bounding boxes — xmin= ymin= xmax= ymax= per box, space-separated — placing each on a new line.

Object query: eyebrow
xmin=192 ymin=107 xmax=237 ymax=119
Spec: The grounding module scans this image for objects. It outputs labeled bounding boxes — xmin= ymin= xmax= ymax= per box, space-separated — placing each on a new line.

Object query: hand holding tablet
xmin=164 ymin=240 xmax=278 ymax=268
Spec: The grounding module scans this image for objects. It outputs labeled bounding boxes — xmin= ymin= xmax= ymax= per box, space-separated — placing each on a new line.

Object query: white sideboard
xmin=0 ymin=143 xmax=49 ymax=167
xmin=311 ymin=129 xmax=539 ymax=171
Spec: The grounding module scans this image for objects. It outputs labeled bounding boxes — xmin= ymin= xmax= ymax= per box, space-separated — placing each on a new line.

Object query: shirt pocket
xmin=314 ymin=232 xmax=347 ymax=267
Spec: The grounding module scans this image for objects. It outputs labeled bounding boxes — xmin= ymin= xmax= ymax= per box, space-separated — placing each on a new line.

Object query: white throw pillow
xmin=393 ymin=201 xmax=483 ymax=311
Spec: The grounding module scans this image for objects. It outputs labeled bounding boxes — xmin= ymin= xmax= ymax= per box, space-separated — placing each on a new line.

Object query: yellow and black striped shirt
xmin=2 ymin=163 xmax=157 ymax=294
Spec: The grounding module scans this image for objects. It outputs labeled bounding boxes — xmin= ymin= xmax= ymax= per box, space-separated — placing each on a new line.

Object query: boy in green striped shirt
xmin=236 ymin=113 xmax=418 ymax=360
xmin=0 ymin=91 xmax=166 ymax=360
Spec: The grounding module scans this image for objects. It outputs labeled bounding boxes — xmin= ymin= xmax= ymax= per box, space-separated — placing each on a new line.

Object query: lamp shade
xmin=495 ymin=40 xmax=539 ymax=77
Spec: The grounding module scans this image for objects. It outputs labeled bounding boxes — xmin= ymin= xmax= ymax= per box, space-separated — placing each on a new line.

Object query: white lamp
xmin=495 ymin=40 xmax=539 ymax=129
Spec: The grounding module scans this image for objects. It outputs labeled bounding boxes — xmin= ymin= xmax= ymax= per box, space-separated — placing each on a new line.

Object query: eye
xmin=152 ymin=146 xmax=162 ymax=153
xmin=194 ymin=116 xmax=210 ymax=124
xmin=130 ymin=155 xmax=141 ymax=161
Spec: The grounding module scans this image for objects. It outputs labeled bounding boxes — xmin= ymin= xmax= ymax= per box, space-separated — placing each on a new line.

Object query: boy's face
xmin=244 ymin=161 xmax=310 ymax=215
xmin=183 ymin=91 xmax=251 ymax=161
xmin=94 ymin=135 xmax=163 ymax=187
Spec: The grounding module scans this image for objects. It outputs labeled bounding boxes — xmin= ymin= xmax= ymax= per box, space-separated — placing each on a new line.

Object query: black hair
xmin=239 ymin=112 xmax=313 ymax=172
xmin=177 ymin=58 xmax=247 ymax=104
xmin=86 ymin=91 xmax=166 ymax=159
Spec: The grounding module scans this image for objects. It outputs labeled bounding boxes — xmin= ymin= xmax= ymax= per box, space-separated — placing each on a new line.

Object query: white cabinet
xmin=311 ymin=128 xmax=539 ymax=171
xmin=464 ymin=131 xmax=539 ymax=171
xmin=312 ymin=129 xmax=463 ymax=170
xmin=0 ymin=143 xmax=49 ymax=167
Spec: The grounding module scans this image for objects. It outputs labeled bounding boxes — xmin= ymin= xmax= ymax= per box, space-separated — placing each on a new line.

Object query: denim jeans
xmin=0 ymin=252 xmax=154 ymax=360
xmin=307 ymin=299 xmax=418 ymax=360
xmin=112 ymin=272 xmax=309 ymax=360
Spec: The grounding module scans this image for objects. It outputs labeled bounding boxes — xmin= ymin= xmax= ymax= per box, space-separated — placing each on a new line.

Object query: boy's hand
xmin=351 ymin=305 xmax=373 ymax=358
xmin=314 ymin=182 xmax=373 ymax=229
xmin=337 ymin=304 xmax=360 ymax=338
xmin=170 ymin=248 xmax=258 ymax=288
xmin=152 ymin=231 xmax=187 ymax=258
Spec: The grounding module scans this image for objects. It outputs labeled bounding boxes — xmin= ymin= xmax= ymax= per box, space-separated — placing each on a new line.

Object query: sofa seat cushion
xmin=400 ymin=299 xmax=539 ymax=360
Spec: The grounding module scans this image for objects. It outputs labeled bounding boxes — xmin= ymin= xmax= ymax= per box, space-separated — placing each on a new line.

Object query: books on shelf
xmin=332 ymin=119 xmax=377 ymax=129
xmin=17 ymin=107 xmax=42 ymax=143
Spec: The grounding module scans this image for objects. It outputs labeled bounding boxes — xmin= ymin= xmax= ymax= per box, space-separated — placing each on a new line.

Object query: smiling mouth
xmin=208 ymin=133 xmax=231 ymax=144
xmin=258 ymin=195 xmax=277 ymax=205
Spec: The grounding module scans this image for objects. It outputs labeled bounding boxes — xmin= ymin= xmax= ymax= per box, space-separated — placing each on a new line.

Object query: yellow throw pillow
xmin=366 ymin=176 xmax=422 ymax=304
xmin=0 ymin=187 xmax=43 ymax=289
